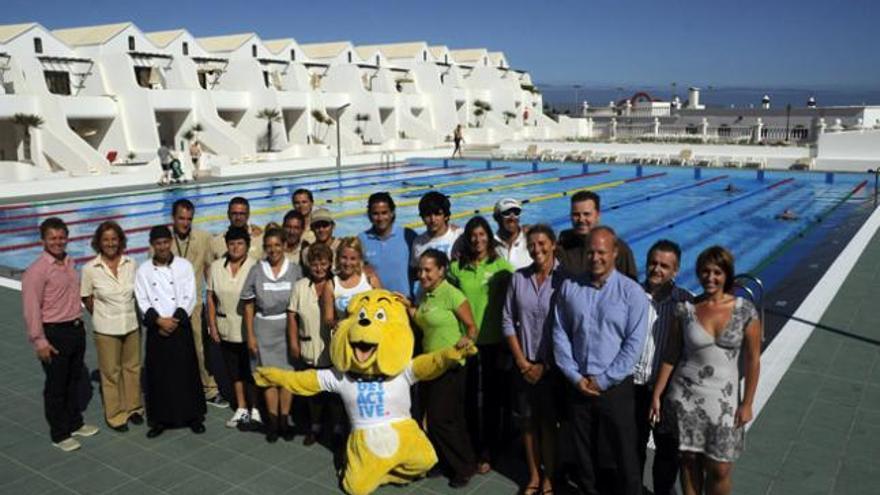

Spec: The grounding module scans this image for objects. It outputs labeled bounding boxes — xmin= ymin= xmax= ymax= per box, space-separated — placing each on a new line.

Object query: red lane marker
xmin=558 ymin=170 xmax=611 ymax=180
xmin=625 ymin=172 xmax=667 ymax=183
xmin=767 ymin=177 xmax=795 ymax=190
xmin=849 ymin=180 xmax=868 ymax=196
xmin=0 ymin=212 xmax=128 ymax=234
xmin=0 ymin=224 xmax=155 ymax=253
xmin=503 ymin=168 xmax=558 ymax=178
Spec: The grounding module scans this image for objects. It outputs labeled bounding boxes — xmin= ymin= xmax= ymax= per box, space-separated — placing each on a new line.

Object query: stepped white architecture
xmin=0 ymin=21 xmax=551 ymax=188
xmin=1 ymin=20 xmax=877 ymax=194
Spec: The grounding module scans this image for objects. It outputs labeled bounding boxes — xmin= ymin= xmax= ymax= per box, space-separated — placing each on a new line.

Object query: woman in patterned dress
xmin=650 ymin=246 xmax=761 ymax=495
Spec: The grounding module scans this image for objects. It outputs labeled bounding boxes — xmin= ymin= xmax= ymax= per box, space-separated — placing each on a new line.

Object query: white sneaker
xmin=72 ymin=425 xmax=99 ymax=438
xmin=52 ymin=438 xmax=81 ymax=452
xmin=249 ymin=408 xmax=263 ymax=425
xmin=226 ymin=408 xmax=250 ymax=428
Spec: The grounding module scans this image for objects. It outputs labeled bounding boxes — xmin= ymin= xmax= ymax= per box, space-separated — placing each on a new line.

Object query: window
xmin=444 ymin=54 xmax=448 ymax=64
xmin=263 ymin=71 xmax=270 ymax=88
xmin=252 ymin=44 xmax=257 ymax=58
xmin=718 ymin=125 xmax=731 ymax=138
xmin=375 ymin=55 xmax=380 ymax=66
xmin=182 ymin=42 xmax=189 ymax=56
xmin=34 ymin=37 xmax=43 ymax=54
xmin=423 ymin=51 xmax=427 ymax=61
xmin=290 ymin=49 xmax=295 ymax=61
xmin=483 ymin=57 xmax=488 ymax=66
xmin=44 ymin=71 xmax=71 ymax=95
xmin=347 ymin=52 xmax=352 ymax=63
xmin=128 ymin=36 xmax=135 ymax=51
xmin=197 ymin=70 xmax=208 ymax=89
xmin=134 ymin=66 xmax=152 ymax=88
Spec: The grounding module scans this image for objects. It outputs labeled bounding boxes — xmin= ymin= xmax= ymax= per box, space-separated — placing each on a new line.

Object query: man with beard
xmin=136 ymin=225 xmax=206 ymax=438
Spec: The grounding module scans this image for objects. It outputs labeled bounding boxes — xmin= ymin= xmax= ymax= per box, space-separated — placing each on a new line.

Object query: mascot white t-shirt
xmin=317 ymin=367 xmax=417 ymax=429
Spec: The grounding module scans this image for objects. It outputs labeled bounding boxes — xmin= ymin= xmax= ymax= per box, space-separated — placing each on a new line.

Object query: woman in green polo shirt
xmin=405 ymin=249 xmax=478 ymax=488
xmin=448 ymin=215 xmax=513 ymax=476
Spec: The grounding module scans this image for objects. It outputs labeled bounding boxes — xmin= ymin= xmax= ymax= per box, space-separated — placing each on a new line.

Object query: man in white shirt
xmin=135 ymin=225 xmax=206 ymax=438
xmin=492 ymin=198 xmax=531 ymax=270
xmin=410 ymin=191 xmax=462 ymax=268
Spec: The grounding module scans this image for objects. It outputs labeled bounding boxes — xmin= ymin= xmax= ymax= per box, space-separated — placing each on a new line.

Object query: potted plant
xmin=256 ymin=108 xmax=282 ymax=152
xmin=12 ymin=113 xmax=44 ymax=163
xmin=503 ymin=111 xmax=516 ymax=125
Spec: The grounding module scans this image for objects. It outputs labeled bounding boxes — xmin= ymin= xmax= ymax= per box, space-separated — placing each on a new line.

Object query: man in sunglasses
xmin=301 ymin=208 xmax=340 ymax=269
xmin=492 ymin=198 xmax=532 ymax=270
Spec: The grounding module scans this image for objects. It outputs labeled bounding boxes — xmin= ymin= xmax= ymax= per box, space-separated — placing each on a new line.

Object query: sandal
xmin=476 ymin=461 xmax=492 ymax=475
xmin=521 ymin=485 xmax=541 ymax=495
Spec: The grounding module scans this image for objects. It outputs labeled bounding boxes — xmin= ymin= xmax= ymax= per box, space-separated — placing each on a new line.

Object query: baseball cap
xmin=310 ymin=208 xmax=334 ymax=225
xmin=494 ymin=198 xmax=522 ymax=216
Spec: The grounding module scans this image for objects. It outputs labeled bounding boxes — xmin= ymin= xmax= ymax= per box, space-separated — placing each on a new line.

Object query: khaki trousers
xmin=94 ymin=330 xmax=144 ymax=427
xmin=190 ymin=304 xmax=218 ymax=398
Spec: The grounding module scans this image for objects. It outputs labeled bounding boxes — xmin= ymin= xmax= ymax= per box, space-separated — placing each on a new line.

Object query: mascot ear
xmin=376 ymin=296 xmax=415 ymax=376
xmin=330 ymin=316 xmax=353 ymax=373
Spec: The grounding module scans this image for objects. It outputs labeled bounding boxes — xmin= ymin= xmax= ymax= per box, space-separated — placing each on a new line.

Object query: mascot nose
xmin=358 ymin=318 xmax=371 ymax=327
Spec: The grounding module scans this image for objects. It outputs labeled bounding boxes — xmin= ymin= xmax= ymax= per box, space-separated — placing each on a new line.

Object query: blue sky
xmin=5 ymin=0 xmax=879 ymax=88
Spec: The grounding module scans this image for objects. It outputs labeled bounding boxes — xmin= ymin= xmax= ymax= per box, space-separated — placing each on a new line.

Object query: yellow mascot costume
xmin=254 ymin=289 xmax=476 ymax=495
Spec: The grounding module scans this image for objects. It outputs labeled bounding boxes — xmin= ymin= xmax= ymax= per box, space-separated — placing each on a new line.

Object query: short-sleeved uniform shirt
xmin=413 ymin=280 xmax=467 ymax=353
xmin=207 ymin=256 xmax=256 ymax=343
xmin=288 ymin=278 xmax=332 ymax=367
xmin=240 ymin=258 xmax=302 ymax=317
xmin=449 ymin=257 xmax=513 ymax=345
xmin=80 ymin=255 xmax=138 ymax=336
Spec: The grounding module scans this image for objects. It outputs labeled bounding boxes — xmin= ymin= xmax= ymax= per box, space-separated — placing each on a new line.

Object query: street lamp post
xmin=334 ymin=103 xmax=351 ymax=171
xmin=573 ymin=84 xmax=581 ymax=116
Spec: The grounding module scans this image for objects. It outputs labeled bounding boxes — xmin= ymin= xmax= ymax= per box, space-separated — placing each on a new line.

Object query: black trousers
xmin=465 ymin=343 xmax=506 ymax=460
xmin=634 ymin=384 xmax=680 ymax=495
xmin=569 ymin=376 xmax=641 ymax=495
xmin=422 ymin=365 xmax=476 ymax=478
xmin=41 ymin=321 xmax=86 ymax=443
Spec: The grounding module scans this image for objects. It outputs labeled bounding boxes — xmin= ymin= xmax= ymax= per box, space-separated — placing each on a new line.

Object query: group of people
xmin=23 ymin=183 xmax=761 ymax=495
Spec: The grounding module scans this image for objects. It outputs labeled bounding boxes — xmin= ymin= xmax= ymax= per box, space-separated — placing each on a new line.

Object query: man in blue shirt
xmin=553 ymin=226 xmax=648 ymax=495
xmin=358 ymin=192 xmax=418 ymax=298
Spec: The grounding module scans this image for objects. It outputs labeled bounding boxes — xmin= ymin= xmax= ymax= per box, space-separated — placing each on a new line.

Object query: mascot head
xmin=330 ymin=289 xmax=414 ymax=376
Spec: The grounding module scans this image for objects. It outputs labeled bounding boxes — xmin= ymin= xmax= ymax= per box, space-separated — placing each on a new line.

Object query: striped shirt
xmin=633 ymin=282 xmax=694 ymax=386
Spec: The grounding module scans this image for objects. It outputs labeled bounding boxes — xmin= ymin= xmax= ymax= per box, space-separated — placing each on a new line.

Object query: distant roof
xmin=357 ymin=42 xmax=427 ymax=59
xmin=197 ymin=33 xmax=256 ymax=53
xmin=450 ymin=49 xmax=488 ymax=64
xmin=264 ymin=38 xmax=296 ymax=54
xmin=0 ymin=23 xmax=38 ymax=44
xmin=489 ymin=51 xmax=506 ymax=66
xmin=429 ymin=45 xmax=449 ymax=59
xmin=145 ymin=29 xmax=184 ymax=48
xmin=53 ymin=22 xmax=132 ymax=46
xmin=301 ymin=41 xmax=350 ymax=60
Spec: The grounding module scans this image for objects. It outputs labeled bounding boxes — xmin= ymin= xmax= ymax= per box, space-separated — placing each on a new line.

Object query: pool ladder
xmin=380 ymin=151 xmax=397 ymax=168
xmin=735 ymin=273 xmax=765 ymax=341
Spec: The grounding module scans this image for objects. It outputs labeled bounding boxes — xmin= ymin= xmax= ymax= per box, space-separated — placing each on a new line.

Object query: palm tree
xmin=503 ymin=110 xmax=516 ymax=125
xmin=354 ymin=113 xmax=371 ymax=144
xmin=311 ymin=109 xmax=331 ymax=143
xmin=13 ymin=113 xmax=44 ymax=163
xmin=256 ymin=108 xmax=282 ymax=151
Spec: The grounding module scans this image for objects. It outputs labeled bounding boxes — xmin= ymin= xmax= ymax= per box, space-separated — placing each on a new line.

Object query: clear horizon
xmin=4 ymin=0 xmax=879 ymax=89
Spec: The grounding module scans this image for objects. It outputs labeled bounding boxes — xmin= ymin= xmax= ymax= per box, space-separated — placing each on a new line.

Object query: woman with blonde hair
xmin=332 ymin=237 xmax=381 ymax=319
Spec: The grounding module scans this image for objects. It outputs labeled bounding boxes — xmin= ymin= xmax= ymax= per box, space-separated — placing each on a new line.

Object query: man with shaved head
xmin=552 ymin=226 xmax=648 ymax=495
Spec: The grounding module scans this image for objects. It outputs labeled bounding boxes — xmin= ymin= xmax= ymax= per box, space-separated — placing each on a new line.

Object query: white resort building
xmin=0 ymin=21 xmax=878 ymax=196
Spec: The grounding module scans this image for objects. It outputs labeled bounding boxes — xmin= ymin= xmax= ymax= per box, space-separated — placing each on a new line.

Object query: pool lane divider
xmin=0 ymin=166 xmax=564 ymax=252
xmin=627 ymin=178 xmax=796 ymax=244
xmin=233 ymin=167 xmax=564 ymax=223
xmin=402 ymin=171 xmax=661 ymax=228
xmin=0 ymin=165 xmax=488 ymax=234
xmin=0 ymin=163 xmax=463 ymax=223
xmin=0 ymin=161 xmax=430 ymax=212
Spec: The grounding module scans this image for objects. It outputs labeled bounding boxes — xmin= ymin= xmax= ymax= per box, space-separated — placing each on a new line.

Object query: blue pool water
xmin=0 ymin=160 xmax=872 ymax=292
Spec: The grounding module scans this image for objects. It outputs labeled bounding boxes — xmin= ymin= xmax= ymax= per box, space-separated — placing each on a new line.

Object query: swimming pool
xmin=0 ymin=159 xmax=872 ymax=292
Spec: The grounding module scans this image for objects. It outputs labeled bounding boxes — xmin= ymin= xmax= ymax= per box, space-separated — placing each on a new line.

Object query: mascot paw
xmin=253 ymin=366 xmax=284 ymax=387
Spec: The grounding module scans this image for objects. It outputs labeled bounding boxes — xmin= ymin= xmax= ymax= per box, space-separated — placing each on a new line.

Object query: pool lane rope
xmin=402 ymin=172 xmax=664 ymax=229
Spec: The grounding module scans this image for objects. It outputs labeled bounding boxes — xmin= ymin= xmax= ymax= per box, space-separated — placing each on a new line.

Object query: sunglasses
xmin=501 ymin=208 xmax=522 ymax=218
xmin=312 ymin=221 xmax=333 ymax=229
